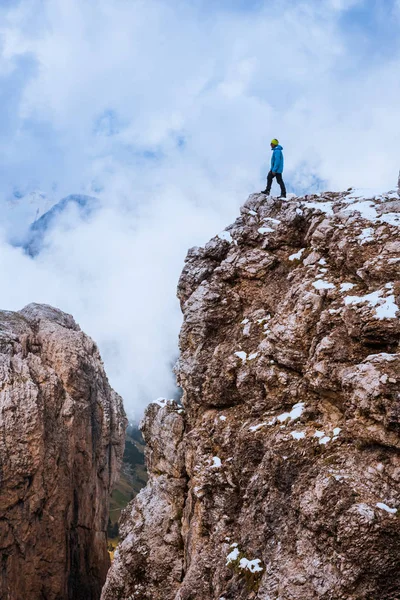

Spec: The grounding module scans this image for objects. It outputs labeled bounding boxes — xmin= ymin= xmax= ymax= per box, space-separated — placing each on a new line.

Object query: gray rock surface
xmin=0 ymin=303 xmax=126 ymax=600
xmin=102 ymin=189 xmax=400 ymax=600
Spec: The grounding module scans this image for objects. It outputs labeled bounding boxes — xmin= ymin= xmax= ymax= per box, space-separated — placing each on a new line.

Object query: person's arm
xmin=271 ymin=150 xmax=277 ymax=174
xmin=273 ymin=149 xmax=282 ymax=173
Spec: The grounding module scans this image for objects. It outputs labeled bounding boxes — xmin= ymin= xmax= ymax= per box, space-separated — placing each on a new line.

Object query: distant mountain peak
xmin=23 ymin=193 xmax=100 ymax=256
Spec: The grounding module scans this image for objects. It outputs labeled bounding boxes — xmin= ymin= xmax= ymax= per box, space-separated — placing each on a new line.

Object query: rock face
xmin=0 ymin=303 xmax=126 ymax=600
xmin=102 ymin=190 xmax=400 ymax=600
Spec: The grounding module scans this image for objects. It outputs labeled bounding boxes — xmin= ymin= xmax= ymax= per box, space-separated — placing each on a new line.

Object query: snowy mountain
xmin=23 ymin=193 xmax=99 ymax=256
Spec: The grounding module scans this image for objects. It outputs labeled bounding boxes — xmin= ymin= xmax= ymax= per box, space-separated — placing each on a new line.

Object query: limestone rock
xmin=103 ymin=190 xmax=400 ymax=600
xmin=102 ymin=400 xmax=186 ymax=600
xmin=0 ymin=303 xmax=126 ymax=600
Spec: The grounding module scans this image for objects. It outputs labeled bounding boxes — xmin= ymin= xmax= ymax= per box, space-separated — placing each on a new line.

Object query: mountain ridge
xmin=22 ymin=193 xmax=99 ymax=256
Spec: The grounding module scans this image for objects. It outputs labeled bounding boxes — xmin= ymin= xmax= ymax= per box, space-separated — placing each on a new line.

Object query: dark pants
xmin=266 ymin=171 xmax=286 ymax=197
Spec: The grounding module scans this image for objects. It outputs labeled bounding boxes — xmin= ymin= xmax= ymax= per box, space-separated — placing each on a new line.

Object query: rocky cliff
xmin=0 ymin=303 xmax=126 ymax=600
xmin=102 ymin=189 xmax=400 ymax=600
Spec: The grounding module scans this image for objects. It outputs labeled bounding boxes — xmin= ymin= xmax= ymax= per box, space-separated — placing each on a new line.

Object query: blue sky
xmin=0 ymin=0 xmax=399 ymax=415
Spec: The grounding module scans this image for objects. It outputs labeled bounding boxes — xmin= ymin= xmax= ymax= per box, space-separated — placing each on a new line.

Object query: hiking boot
xmin=261 ymin=189 xmax=270 ymax=195
xmin=278 ymin=195 xmax=286 ymax=199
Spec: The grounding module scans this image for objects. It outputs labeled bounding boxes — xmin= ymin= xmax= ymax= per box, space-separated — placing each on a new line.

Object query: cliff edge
xmin=0 ymin=303 xmax=126 ymax=600
xmin=103 ymin=189 xmax=400 ymax=600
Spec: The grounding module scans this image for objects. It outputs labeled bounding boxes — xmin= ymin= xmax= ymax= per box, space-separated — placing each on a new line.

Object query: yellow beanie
xmin=271 ymin=138 xmax=279 ymax=146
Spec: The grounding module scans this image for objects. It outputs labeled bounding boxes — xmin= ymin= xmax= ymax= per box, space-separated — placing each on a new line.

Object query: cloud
xmin=327 ymin=0 xmax=363 ymax=11
xmin=0 ymin=0 xmax=399 ymax=416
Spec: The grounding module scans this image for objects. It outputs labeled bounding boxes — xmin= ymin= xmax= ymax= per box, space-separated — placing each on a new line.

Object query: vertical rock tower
xmin=0 ymin=304 xmax=126 ymax=600
xmin=103 ymin=189 xmax=400 ymax=600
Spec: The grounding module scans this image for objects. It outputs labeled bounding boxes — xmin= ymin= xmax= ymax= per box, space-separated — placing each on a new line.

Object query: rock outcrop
xmin=102 ymin=189 xmax=400 ymax=600
xmin=0 ymin=303 xmax=126 ymax=600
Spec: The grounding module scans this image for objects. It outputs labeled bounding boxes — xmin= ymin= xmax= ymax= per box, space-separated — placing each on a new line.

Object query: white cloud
xmin=0 ymin=0 xmax=400 ymax=416
xmin=0 ymin=191 xmax=229 ymax=418
xmin=327 ymin=0 xmax=364 ymax=11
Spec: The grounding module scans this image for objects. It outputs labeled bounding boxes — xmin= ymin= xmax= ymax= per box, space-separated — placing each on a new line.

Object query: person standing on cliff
xmin=261 ymin=138 xmax=286 ymax=198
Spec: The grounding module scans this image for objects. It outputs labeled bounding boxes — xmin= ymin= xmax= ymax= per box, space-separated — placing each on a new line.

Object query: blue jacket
xmin=271 ymin=144 xmax=284 ymax=173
